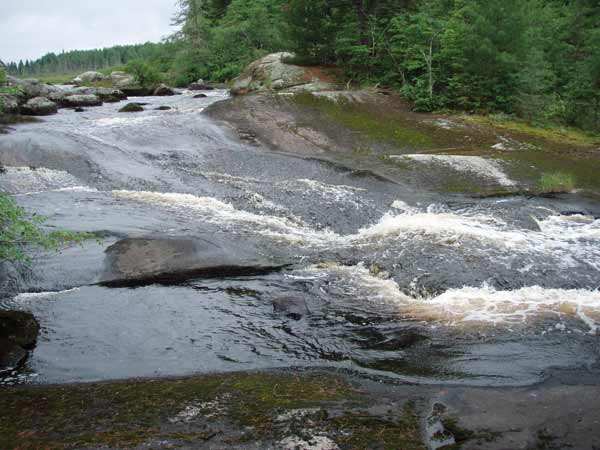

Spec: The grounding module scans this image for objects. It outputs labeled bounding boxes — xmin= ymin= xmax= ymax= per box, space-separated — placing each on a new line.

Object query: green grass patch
xmin=462 ymin=114 xmax=600 ymax=147
xmin=290 ymin=92 xmax=435 ymax=149
xmin=538 ymin=172 xmax=576 ymax=193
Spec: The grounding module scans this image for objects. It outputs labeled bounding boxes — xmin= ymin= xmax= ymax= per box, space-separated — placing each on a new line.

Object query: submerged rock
xmin=99 ymin=237 xmax=283 ymax=286
xmin=193 ymin=93 xmax=208 ymax=98
xmin=273 ymin=296 xmax=310 ymax=320
xmin=155 ymin=106 xmax=172 ymax=111
xmin=0 ymin=310 xmax=40 ymax=371
xmin=119 ymin=102 xmax=144 ymax=113
xmin=20 ymin=97 xmax=58 ymax=116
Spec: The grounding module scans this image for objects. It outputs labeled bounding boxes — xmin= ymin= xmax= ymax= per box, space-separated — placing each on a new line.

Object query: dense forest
xmin=5 ymin=43 xmax=164 ymax=78
xmin=6 ymin=0 xmax=600 ymax=132
xmin=168 ymin=0 xmax=600 ymax=132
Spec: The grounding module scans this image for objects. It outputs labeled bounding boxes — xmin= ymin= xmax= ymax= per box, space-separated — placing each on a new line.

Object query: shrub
xmin=0 ymin=67 xmax=6 ymax=86
xmin=538 ymin=172 xmax=576 ymax=193
xmin=0 ymin=193 xmax=91 ymax=261
xmin=124 ymin=59 xmax=162 ymax=88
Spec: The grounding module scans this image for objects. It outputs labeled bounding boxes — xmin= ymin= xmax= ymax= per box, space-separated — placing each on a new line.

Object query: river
xmin=1 ymin=90 xmax=599 ymax=387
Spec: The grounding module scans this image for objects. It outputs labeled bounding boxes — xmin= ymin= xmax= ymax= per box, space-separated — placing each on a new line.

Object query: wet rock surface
xmin=100 ymin=237 xmax=285 ymax=287
xmin=119 ymin=102 xmax=144 ymax=113
xmin=1 ymin=371 xmax=599 ymax=449
xmin=19 ymin=97 xmax=57 ymax=116
xmin=0 ymin=310 xmax=39 ymax=371
xmin=1 ymin=75 xmax=599 ymax=450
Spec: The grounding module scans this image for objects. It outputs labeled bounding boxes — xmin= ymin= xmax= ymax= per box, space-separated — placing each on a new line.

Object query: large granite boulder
xmin=49 ymin=86 xmax=126 ymax=105
xmin=109 ymin=71 xmax=154 ymax=96
xmin=73 ymin=71 xmax=107 ymax=84
xmin=0 ymin=310 xmax=40 ymax=371
xmin=110 ymin=71 xmax=135 ymax=88
xmin=99 ymin=237 xmax=282 ymax=287
xmin=7 ymin=76 xmax=60 ymax=100
xmin=153 ymin=83 xmax=176 ymax=96
xmin=20 ymin=97 xmax=58 ymax=116
xmin=61 ymin=94 xmax=102 ymax=107
xmin=230 ymin=52 xmax=338 ymax=96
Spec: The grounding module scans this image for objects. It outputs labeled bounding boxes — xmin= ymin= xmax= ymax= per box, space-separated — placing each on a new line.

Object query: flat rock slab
xmin=100 ymin=237 xmax=284 ymax=287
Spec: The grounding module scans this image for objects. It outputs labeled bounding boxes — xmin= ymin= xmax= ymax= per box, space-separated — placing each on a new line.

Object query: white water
xmin=111 ymin=189 xmax=600 ymax=269
xmin=391 ymin=154 xmax=516 ymax=187
xmin=0 ymin=167 xmax=83 ymax=195
xmin=300 ymin=264 xmax=600 ymax=333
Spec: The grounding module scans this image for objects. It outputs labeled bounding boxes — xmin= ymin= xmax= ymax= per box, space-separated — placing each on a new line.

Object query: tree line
xmin=6 ymin=0 xmax=599 ymax=132
xmin=169 ymin=0 xmax=599 ymax=132
xmin=5 ymin=43 xmax=165 ymax=78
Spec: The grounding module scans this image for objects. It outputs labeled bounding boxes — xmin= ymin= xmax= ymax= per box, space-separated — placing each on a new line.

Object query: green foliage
xmin=0 ymin=67 xmax=6 ymax=86
xmin=538 ymin=172 xmax=576 ymax=193
xmin=4 ymin=42 xmax=165 ymax=78
xmin=0 ymin=193 xmax=91 ymax=261
xmin=125 ymin=59 xmax=162 ymax=88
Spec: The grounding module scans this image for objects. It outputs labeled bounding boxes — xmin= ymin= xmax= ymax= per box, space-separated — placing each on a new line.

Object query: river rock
xmin=188 ymin=82 xmax=214 ymax=91
xmin=273 ymin=296 xmax=310 ymax=320
xmin=70 ymin=86 xmax=126 ymax=102
xmin=73 ymin=71 xmax=107 ymax=84
xmin=7 ymin=76 xmax=58 ymax=100
xmin=153 ymin=83 xmax=176 ymax=96
xmin=110 ymin=71 xmax=135 ymax=88
xmin=155 ymin=106 xmax=172 ymax=111
xmin=119 ymin=102 xmax=144 ymax=113
xmin=20 ymin=97 xmax=58 ymax=116
xmin=61 ymin=94 xmax=102 ymax=107
xmin=0 ymin=310 xmax=40 ymax=371
xmin=230 ymin=52 xmax=337 ymax=96
xmin=193 ymin=93 xmax=207 ymax=98
xmin=0 ymin=93 xmax=20 ymax=114
xmin=99 ymin=237 xmax=282 ymax=286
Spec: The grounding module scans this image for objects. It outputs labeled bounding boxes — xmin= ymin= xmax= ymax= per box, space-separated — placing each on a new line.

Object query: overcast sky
xmin=0 ymin=0 xmax=178 ymax=63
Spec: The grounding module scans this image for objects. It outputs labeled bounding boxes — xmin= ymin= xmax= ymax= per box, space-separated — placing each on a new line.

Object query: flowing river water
xmin=1 ymin=90 xmax=599 ymax=387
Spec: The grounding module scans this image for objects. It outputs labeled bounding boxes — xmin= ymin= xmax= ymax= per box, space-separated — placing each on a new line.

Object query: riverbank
xmin=206 ymin=88 xmax=600 ymax=197
xmin=2 ymin=55 xmax=600 ymax=450
xmin=2 ymin=369 xmax=599 ymax=449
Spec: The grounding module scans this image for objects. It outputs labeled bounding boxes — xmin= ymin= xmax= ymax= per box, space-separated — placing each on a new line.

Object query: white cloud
xmin=0 ymin=0 xmax=178 ymax=63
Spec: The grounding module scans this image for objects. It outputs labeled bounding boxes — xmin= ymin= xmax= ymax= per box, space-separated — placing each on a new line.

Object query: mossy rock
xmin=119 ymin=102 xmax=144 ymax=113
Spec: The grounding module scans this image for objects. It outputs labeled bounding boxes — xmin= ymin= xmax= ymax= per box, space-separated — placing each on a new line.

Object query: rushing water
xmin=1 ymin=90 xmax=599 ymax=386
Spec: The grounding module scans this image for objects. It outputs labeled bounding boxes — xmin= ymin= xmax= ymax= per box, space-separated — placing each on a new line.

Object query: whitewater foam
xmin=303 ymin=264 xmax=600 ymax=332
xmin=0 ymin=167 xmax=83 ymax=195
xmin=392 ymin=154 xmax=516 ymax=187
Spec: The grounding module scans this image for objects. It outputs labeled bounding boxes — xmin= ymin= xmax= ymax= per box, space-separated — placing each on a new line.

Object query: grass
xmin=538 ymin=172 xmax=576 ymax=193
xmin=290 ymin=91 xmax=435 ymax=149
xmin=462 ymin=114 xmax=600 ymax=147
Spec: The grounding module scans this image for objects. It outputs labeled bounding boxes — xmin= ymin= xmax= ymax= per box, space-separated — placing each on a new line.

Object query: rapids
xmin=1 ymin=89 xmax=599 ymax=386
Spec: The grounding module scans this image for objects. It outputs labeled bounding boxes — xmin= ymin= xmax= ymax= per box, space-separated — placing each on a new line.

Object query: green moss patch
xmin=289 ymin=92 xmax=436 ymax=149
xmin=0 ymin=371 xmax=429 ymax=449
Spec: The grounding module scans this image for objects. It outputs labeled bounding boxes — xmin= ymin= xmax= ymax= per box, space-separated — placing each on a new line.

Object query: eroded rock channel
xmin=1 ymin=77 xmax=600 ymax=449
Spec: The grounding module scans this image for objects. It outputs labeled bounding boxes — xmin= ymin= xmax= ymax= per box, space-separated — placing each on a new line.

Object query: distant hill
xmin=5 ymin=42 xmax=165 ymax=77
